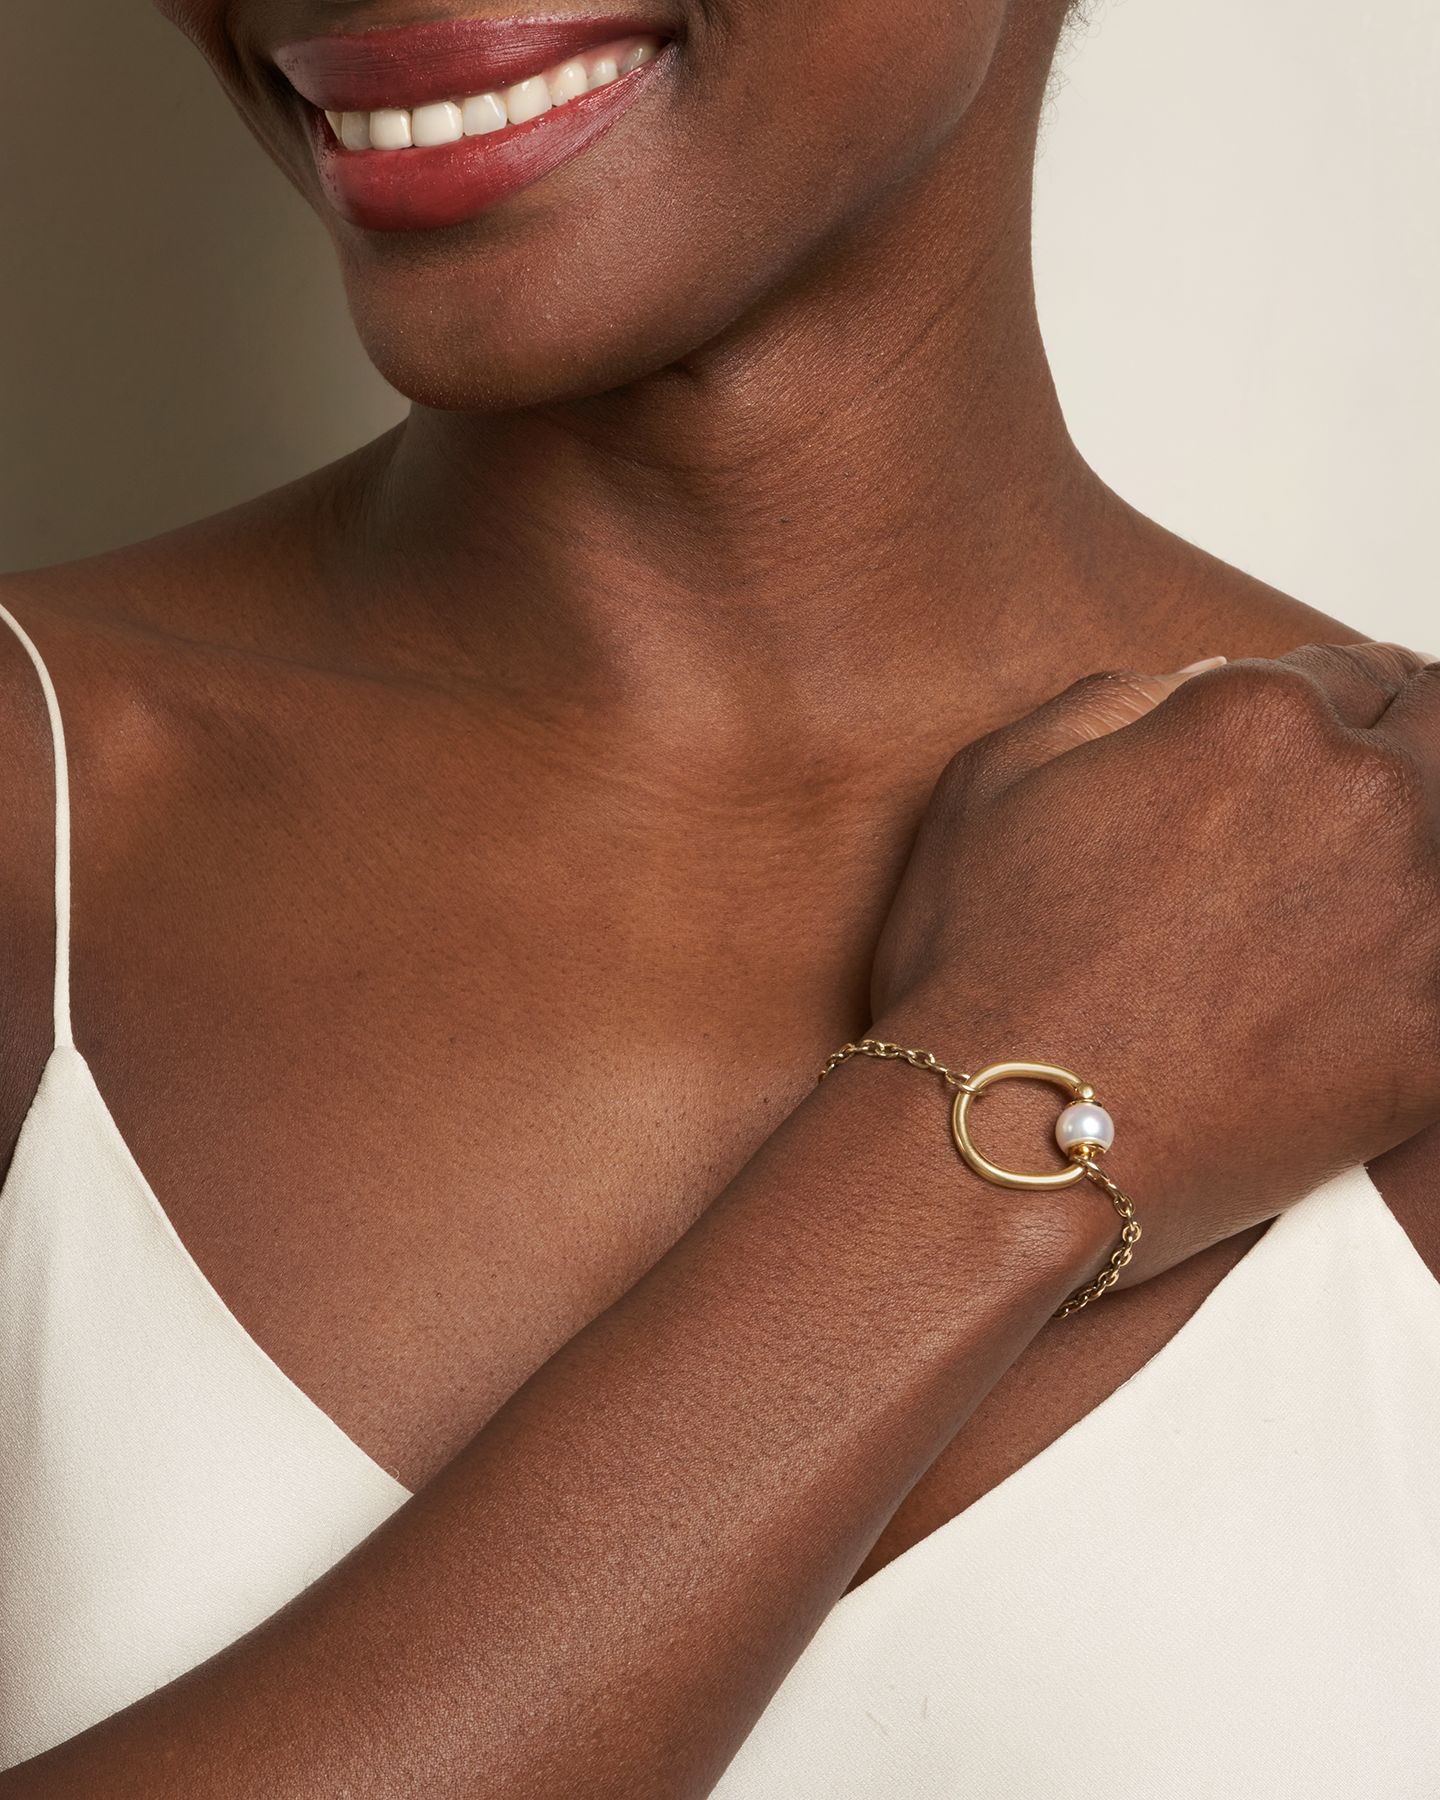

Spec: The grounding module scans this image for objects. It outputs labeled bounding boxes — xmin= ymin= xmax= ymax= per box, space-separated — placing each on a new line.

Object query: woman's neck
xmin=171 ymin=1 xmax=1318 ymax=748
xmin=293 ymin=17 xmax=1170 ymax=742
xmin=330 ymin=251 xmax=1125 ymax=733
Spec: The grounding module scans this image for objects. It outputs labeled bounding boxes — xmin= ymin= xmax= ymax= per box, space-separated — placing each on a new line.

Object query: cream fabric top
xmin=1 ymin=602 xmax=1437 ymax=1791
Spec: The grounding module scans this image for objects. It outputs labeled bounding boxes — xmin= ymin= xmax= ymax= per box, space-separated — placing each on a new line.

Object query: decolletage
xmin=2 ymin=603 xmax=1438 ymax=1792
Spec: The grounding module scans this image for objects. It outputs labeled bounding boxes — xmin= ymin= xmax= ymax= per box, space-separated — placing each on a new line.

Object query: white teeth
xmin=504 ymin=75 xmax=552 ymax=125
xmin=412 ymin=100 xmax=464 ymax=146
xmin=369 ymin=107 xmax=413 ymax=150
xmin=339 ymin=110 xmax=372 ymax=151
xmin=329 ymin=37 xmax=661 ymax=153
xmin=547 ymin=58 xmax=589 ymax=105
xmin=461 ymin=92 xmax=508 ymax=136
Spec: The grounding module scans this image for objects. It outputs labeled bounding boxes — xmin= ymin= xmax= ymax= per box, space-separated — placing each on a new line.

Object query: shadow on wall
xmin=0 ymin=1 xmax=407 ymax=572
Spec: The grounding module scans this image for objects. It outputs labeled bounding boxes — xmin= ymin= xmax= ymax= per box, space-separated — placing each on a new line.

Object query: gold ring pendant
xmin=951 ymin=1061 xmax=1101 ymax=1190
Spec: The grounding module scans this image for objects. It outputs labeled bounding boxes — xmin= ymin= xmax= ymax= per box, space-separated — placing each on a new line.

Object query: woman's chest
xmin=50 ymin=746 xmax=890 ymax=1485
xmin=65 ymin=887 xmax=1255 ymax=1571
xmin=9 ymin=682 xmax=1333 ymax=1543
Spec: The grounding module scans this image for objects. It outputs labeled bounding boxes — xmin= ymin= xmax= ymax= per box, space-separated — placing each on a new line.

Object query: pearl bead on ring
xmin=951 ymin=1062 xmax=1114 ymax=1189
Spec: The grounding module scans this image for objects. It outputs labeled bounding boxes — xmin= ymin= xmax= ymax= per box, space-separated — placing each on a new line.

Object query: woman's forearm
xmin=3 ymin=1045 xmax=1113 ymax=1800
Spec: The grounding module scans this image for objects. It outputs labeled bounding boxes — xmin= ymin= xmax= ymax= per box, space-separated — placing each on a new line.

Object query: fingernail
xmin=1169 ymin=655 xmax=1228 ymax=678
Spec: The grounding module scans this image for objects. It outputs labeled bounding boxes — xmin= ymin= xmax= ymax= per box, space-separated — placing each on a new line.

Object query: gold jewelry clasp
xmin=950 ymin=1061 xmax=1097 ymax=1189
xmin=816 ymin=1039 xmax=1139 ymax=1317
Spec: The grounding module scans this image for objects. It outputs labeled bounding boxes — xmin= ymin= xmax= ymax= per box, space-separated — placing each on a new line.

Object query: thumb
xmin=965 ymin=657 xmax=1227 ymax=801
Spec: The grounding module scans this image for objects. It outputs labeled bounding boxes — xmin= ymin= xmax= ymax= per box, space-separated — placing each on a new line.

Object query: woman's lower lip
xmin=312 ymin=63 xmax=655 ymax=232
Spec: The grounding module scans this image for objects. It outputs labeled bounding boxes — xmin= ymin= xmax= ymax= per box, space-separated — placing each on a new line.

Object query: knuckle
xmin=1170 ymin=660 xmax=1331 ymax=743
xmin=1343 ymin=737 xmax=1428 ymax=824
xmin=1411 ymin=660 xmax=1440 ymax=708
xmin=1282 ymin=640 xmax=1409 ymax=684
xmin=1324 ymin=739 xmax=1437 ymax=900
xmin=1233 ymin=660 xmax=1329 ymax=718
xmin=1331 ymin=640 xmax=1428 ymax=686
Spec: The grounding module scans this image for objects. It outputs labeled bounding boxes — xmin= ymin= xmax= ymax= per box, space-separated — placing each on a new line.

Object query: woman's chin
xmin=343 ymin=280 xmax=699 ymax=413
xmin=333 ymin=217 xmax=774 ymax=413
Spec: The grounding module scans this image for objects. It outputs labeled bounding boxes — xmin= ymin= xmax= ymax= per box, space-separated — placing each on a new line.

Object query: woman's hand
xmin=871 ymin=643 xmax=1440 ymax=1280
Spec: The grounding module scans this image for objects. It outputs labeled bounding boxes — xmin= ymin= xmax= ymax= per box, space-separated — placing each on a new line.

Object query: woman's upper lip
xmin=274 ymin=14 xmax=663 ymax=112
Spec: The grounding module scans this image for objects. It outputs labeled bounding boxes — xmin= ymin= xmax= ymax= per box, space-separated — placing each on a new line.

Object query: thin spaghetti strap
xmin=0 ymin=602 xmax=73 ymax=1052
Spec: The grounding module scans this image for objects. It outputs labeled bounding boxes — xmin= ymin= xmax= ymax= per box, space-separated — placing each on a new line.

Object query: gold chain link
xmin=818 ymin=1037 xmax=1140 ymax=1319
xmin=1051 ymin=1153 xmax=1141 ymax=1319
xmin=818 ymin=1038 xmax=980 ymax=1093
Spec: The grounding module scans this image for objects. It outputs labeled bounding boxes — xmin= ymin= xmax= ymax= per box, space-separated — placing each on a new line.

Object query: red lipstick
xmin=276 ymin=15 xmax=660 ymax=112
xmin=275 ymin=18 xmax=669 ymax=233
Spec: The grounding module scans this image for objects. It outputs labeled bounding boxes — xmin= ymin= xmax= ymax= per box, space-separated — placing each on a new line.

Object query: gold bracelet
xmin=817 ymin=1038 xmax=1141 ymax=1319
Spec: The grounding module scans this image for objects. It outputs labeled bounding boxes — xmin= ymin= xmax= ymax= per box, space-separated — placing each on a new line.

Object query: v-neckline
xmin=15 ymin=1028 xmax=1439 ymax=1623
xmin=24 ymin=1041 xmax=1264 ymax=1543
xmin=12 ymin=1043 xmax=414 ymax=1501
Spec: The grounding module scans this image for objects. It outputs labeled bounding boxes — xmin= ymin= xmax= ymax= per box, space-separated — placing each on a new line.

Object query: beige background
xmin=1035 ymin=0 xmax=1439 ymax=649
xmin=1 ymin=2 xmax=405 ymax=567
xmin=3 ymin=1 xmax=1437 ymax=649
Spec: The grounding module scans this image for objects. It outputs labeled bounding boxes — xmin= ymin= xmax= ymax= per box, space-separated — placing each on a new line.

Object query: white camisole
xmin=1 ymin=602 xmax=1437 ymax=1792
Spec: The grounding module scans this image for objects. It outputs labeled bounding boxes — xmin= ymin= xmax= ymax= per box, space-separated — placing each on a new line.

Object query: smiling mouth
xmin=322 ymin=35 xmax=660 ymax=153
xmin=275 ymin=17 xmax=670 ymax=233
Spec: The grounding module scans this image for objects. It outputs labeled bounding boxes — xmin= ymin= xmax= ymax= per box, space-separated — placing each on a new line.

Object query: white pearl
xmin=1055 ymin=1102 xmax=1114 ymax=1154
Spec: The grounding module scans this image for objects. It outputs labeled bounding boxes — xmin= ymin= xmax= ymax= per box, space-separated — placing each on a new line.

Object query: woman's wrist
xmin=765 ymin=1022 xmax=1124 ymax=1345
xmin=841 ymin=1007 xmax=1146 ymax=1294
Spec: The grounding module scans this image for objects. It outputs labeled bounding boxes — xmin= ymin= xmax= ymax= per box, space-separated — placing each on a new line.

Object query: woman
xmin=1 ymin=0 xmax=1437 ymax=1793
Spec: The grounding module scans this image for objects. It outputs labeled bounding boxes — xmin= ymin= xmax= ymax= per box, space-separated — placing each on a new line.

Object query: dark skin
xmin=2 ymin=0 xmax=1439 ymax=1791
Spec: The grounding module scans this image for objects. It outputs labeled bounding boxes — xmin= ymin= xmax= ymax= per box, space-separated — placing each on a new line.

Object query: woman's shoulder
xmin=0 ymin=460 xmax=340 ymax=658
xmin=0 ymin=502 xmax=314 ymax=1181
xmin=1096 ymin=495 xmax=1364 ymax=651
xmin=0 ymin=552 xmax=224 ymax=801
xmin=0 ymin=423 xmax=397 ymax=665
